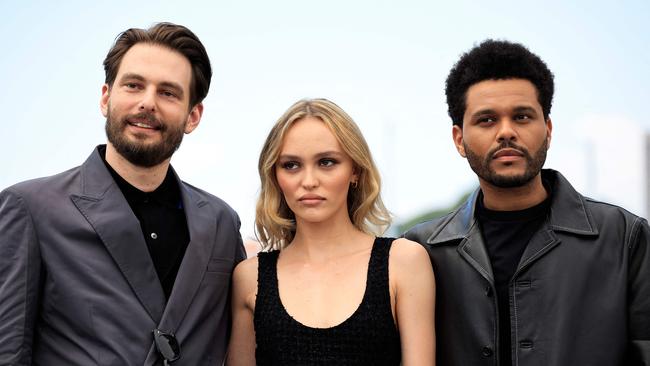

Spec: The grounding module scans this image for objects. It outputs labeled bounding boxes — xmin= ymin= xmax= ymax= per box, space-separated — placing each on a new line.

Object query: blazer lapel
xmin=157 ymin=175 xmax=214 ymax=333
xmin=70 ymin=149 xmax=166 ymax=323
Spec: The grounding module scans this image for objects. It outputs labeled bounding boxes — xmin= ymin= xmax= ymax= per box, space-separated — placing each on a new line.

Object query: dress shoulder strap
xmin=255 ymin=250 xmax=280 ymax=313
xmin=364 ymin=237 xmax=396 ymax=315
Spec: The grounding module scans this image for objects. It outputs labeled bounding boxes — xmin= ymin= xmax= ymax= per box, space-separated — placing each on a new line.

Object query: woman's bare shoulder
xmin=389 ymin=238 xmax=429 ymax=264
xmin=388 ymin=238 xmax=433 ymax=281
xmin=232 ymin=256 xmax=261 ymax=310
xmin=233 ymin=256 xmax=259 ymax=287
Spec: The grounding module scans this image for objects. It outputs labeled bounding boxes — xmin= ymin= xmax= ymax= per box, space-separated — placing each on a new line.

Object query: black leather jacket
xmin=404 ymin=170 xmax=650 ymax=365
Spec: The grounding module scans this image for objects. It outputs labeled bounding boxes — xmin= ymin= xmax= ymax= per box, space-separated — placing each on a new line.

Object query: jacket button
xmin=485 ymin=286 xmax=493 ymax=297
xmin=482 ymin=346 xmax=493 ymax=357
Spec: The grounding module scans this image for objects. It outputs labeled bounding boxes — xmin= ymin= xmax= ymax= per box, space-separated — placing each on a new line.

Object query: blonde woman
xmin=227 ymin=99 xmax=435 ymax=365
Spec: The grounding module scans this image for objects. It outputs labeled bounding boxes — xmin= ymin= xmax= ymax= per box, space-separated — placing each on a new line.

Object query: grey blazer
xmin=0 ymin=147 xmax=246 ymax=365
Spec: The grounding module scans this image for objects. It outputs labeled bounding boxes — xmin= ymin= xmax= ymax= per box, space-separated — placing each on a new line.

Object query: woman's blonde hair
xmin=255 ymin=98 xmax=391 ymax=251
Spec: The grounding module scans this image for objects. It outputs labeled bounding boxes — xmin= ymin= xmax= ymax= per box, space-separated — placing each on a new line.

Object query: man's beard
xmin=105 ymin=109 xmax=186 ymax=168
xmin=464 ymin=138 xmax=548 ymax=188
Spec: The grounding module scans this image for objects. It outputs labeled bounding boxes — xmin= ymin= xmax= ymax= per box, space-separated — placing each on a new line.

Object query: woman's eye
xmin=319 ymin=159 xmax=337 ymax=167
xmin=281 ymin=161 xmax=300 ymax=170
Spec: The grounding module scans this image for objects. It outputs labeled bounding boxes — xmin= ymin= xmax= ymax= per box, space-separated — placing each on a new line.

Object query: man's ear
xmin=452 ymin=125 xmax=466 ymax=157
xmin=184 ymin=103 xmax=204 ymax=134
xmin=100 ymin=84 xmax=110 ymax=117
xmin=545 ymin=118 xmax=553 ymax=148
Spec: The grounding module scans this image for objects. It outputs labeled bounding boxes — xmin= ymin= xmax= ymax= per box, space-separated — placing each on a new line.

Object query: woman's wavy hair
xmin=255 ymin=98 xmax=391 ymax=251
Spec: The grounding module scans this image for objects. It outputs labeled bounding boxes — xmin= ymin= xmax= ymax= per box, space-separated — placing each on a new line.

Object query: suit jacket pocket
xmin=206 ymin=257 xmax=234 ymax=274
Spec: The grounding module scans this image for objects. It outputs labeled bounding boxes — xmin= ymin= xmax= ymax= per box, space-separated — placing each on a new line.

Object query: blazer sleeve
xmin=234 ymin=214 xmax=247 ymax=264
xmin=0 ymin=188 xmax=42 ymax=365
xmin=627 ymin=216 xmax=650 ymax=364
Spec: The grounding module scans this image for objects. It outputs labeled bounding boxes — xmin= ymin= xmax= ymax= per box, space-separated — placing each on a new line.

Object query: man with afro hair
xmin=405 ymin=39 xmax=650 ymax=365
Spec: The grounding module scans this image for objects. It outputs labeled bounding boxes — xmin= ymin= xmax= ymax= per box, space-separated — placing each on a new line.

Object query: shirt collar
xmin=98 ymin=145 xmax=182 ymax=209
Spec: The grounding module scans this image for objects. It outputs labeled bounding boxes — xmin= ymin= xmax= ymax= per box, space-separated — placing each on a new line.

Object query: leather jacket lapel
xmin=515 ymin=229 xmax=560 ymax=276
xmin=428 ymin=189 xmax=495 ymax=283
xmin=512 ymin=170 xmax=599 ymax=276
xmin=458 ymin=222 xmax=495 ymax=283
xmin=546 ymin=171 xmax=599 ymax=236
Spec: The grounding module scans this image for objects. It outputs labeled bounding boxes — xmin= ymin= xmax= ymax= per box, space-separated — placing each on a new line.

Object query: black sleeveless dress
xmin=254 ymin=237 xmax=401 ymax=365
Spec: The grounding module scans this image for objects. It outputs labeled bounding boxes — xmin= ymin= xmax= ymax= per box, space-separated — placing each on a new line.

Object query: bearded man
xmin=405 ymin=40 xmax=650 ymax=365
xmin=0 ymin=23 xmax=245 ymax=365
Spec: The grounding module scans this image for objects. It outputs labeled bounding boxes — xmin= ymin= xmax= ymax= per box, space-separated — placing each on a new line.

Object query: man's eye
xmin=515 ymin=114 xmax=531 ymax=121
xmin=161 ymin=90 xmax=177 ymax=98
xmin=477 ymin=117 xmax=496 ymax=124
xmin=125 ymin=83 xmax=139 ymax=89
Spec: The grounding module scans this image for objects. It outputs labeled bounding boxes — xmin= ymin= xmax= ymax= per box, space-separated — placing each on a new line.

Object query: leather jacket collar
xmin=426 ymin=169 xmax=599 ymax=245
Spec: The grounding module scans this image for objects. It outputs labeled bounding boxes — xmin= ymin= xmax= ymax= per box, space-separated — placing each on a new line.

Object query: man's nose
xmin=139 ymin=88 xmax=157 ymax=113
xmin=496 ymin=119 xmax=517 ymax=142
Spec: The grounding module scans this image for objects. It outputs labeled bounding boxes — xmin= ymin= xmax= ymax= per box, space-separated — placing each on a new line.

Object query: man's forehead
xmin=115 ymin=43 xmax=192 ymax=87
xmin=465 ymin=79 xmax=540 ymax=109
xmin=467 ymin=79 xmax=537 ymax=97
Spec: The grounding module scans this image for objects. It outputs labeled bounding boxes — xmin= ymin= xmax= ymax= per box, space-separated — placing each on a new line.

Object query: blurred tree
xmin=395 ymin=190 xmax=474 ymax=234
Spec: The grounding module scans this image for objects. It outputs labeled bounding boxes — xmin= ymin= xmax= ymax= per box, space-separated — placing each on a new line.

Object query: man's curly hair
xmin=445 ymin=39 xmax=554 ymax=127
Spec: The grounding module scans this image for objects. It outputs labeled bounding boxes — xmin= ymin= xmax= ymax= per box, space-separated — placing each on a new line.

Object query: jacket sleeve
xmin=628 ymin=216 xmax=650 ymax=364
xmin=234 ymin=212 xmax=247 ymax=263
xmin=0 ymin=188 xmax=42 ymax=365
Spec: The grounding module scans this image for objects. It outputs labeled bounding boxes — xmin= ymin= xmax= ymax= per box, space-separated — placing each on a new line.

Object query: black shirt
xmin=99 ymin=146 xmax=190 ymax=300
xmin=476 ymin=188 xmax=551 ymax=366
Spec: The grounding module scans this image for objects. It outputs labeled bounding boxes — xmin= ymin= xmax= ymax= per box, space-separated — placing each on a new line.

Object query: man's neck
xmin=479 ymin=173 xmax=548 ymax=211
xmin=105 ymin=143 xmax=170 ymax=192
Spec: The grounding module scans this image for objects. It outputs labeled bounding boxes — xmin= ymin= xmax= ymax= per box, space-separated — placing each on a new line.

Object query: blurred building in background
xmin=646 ymin=132 xmax=650 ymax=219
xmin=580 ymin=117 xmax=648 ymax=220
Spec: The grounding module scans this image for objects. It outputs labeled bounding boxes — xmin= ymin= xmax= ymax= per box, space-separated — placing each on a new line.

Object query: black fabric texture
xmin=254 ymin=237 xmax=401 ymax=365
xmin=476 ymin=187 xmax=551 ymax=366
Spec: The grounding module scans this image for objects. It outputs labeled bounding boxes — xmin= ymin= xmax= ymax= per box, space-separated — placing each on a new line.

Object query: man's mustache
xmin=487 ymin=140 xmax=529 ymax=160
xmin=123 ymin=112 xmax=164 ymax=131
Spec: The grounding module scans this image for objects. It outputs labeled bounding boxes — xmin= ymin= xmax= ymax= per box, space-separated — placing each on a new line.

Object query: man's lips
xmin=492 ymin=148 xmax=524 ymax=159
xmin=126 ymin=116 xmax=161 ymax=130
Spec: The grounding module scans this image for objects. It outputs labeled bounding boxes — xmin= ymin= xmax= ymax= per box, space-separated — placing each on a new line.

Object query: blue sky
xmin=1 ymin=0 xmax=649 ymax=237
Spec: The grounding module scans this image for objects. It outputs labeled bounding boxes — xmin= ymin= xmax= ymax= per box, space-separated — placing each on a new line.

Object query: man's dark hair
xmin=103 ymin=22 xmax=212 ymax=108
xmin=445 ymin=39 xmax=554 ymax=127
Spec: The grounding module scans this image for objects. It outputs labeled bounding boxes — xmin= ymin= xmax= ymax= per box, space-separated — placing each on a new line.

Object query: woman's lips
xmin=299 ymin=194 xmax=325 ymax=205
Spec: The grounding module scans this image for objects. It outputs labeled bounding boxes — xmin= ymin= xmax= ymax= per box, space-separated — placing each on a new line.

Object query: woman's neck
xmin=287 ymin=215 xmax=372 ymax=263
